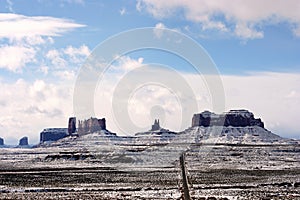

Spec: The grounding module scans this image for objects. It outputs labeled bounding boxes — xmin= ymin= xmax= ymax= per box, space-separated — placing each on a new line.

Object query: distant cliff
xmin=78 ymin=117 xmax=106 ymax=135
xmin=192 ymin=110 xmax=264 ymax=128
xmin=40 ymin=128 xmax=68 ymax=143
xmin=19 ymin=137 xmax=28 ymax=146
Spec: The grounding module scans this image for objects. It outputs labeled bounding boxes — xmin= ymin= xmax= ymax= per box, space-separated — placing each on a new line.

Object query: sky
xmin=0 ymin=0 xmax=300 ymax=144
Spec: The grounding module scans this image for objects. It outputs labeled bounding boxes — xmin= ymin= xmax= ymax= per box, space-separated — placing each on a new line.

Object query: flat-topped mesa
xmin=78 ymin=117 xmax=106 ymax=135
xmin=40 ymin=128 xmax=68 ymax=143
xmin=192 ymin=109 xmax=264 ymax=128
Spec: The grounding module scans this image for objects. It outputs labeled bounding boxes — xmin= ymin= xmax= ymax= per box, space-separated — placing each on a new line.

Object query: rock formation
xmin=68 ymin=117 xmax=76 ymax=134
xmin=135 ymin=119 xmax=176 ymax=136
xmin=0 ymin=137 xmax=3 ymax=145
xmin=192 ymin=109 xmax=264 ymax=128
xmin=78 ymin=117 xmax=106 ymax=135
xmin=40 ymin=128 xmax=68 ymax=143
xmin=19 ymin=136 xmax=28 ymax=146
xmin=151 ymin=119 xmax=161 ymax=131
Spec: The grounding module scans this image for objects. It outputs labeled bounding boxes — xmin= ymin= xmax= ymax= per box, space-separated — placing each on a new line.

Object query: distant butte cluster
xmin=40 ymin=117 xmax=109 ymax=143
xmin=0 ymin=109 xmax=268 ymax=146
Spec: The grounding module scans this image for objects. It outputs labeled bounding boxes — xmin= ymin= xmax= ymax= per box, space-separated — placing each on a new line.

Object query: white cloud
xmin=0 ymin=45 xmax=36 ymax=72
xmin=0 ymin=79 xmax=73 ymax=144
xmin=0 ymin=13 xmax=85 ymax=72
xmin=221 ymin=72 xmax=300 ymax=138
xmin=127 ymin=85 xmax=181 ymax=129
xmin=137 ymin=0 xmax=300 ymax=39
xmin=45 ymin=45 xmax=90 ymax=80
xmin=23 ymin=35 xmax=46 ymax=45
xmin=64 ymin=45 xmax=90 ymax=63
xmin=96 ymin=57 xmax=300 ymax=139
xmin=235 ymin=23 xmax=264 ymax=39
xmin=202 ymin=20 xmax=228 ymax=32
xmin=112 ymin=56 xmax=144 ymax=72
xmin=94 ymin=56 xmax=215 ymax=135
xmin=46 ymin=45 xmax=90 ymax=69
xmin=46 ymin=49 xmax=67 ymax=68
xmin=1 ymin=56 xmax=299 ymax=145
xmin=153 ymin=22 xmax=181 ymax=39
xmin=53 ymin=70 xmax=76 ymax=81
xmin=153 ymin=22 xmax=166 ymax=38
xmin=23 ymin=44 xmax=90 ymax=82
xmin=0 ymin=13 xmax=85 ymax=41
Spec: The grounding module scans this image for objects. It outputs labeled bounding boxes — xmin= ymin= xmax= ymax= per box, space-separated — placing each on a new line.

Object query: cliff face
xmin=40 ymin=128 xmax=68 ymax=143
xmin=0 ymin=137 xmax=3 ymax=145
xmin=19 ymin=137 xmax=28 ymax=146
xmin=78 ymin=117 xmax=106 ymax=135
xmin=192 ymin=110 xmax=264 ymax=128
xmin=68 ymin=117 xmax=76 ymax=134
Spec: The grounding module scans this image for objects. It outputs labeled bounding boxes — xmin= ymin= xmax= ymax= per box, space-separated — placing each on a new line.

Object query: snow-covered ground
xmin=0 ymin=126 xmax=299 ymax=199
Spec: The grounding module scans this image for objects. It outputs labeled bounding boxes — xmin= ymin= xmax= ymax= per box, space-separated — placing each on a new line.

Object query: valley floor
xmin=0 ymin=143 xmax=299 ymax=199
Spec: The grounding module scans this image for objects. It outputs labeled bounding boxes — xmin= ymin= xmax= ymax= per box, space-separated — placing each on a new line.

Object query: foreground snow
xmin=0 ymin=126 xmax=299 ymax=199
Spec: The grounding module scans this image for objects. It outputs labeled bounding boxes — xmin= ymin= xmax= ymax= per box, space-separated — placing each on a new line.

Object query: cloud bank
xmin=137 ymin=0 xmax=300 ymax=39
xmin=94 ymin=57 xmax=300 ymax=139
xmin=0 ymin=79 xmax=73 ymax=145
xmin=0 ymin=13 xmax=90 ymax=144
xmin=0 ymin=56 xmax=299 ymax=145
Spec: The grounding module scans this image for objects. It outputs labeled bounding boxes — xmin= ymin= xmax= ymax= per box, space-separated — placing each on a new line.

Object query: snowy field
xmin=0 ymin=128 xmax=299 ymax=199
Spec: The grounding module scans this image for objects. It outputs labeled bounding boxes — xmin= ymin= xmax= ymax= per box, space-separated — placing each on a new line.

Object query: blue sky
xmin=2 ymin=0 xmax=300 ymax=74
xmin=0 ymin=0 xmax=300 ymax=144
